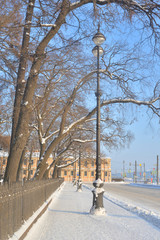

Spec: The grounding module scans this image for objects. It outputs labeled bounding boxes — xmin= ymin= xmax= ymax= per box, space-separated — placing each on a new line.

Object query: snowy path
xmin=23 ymin=182 xmax=160 ymax=240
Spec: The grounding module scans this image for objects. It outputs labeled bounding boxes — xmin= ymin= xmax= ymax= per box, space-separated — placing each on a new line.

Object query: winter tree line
xmin=0 ymin=0 xmax=160 ymax=182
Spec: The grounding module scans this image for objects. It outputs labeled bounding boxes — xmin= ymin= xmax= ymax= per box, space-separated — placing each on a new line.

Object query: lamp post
xmin=73 ymin=159 xmax=77 ymax=185
xmin=77 ymin=141 xmax=82 ymax=192
xmin=90 ymin=25 xmax=106 ymax=215
xmin=77 ymin=126 xmax=82 ymax=191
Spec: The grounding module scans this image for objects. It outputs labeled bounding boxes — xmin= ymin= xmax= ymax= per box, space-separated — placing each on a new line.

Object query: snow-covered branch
xmin=101 ymin=97 xmax=160 ymax=117
xmin=72 ymin=139 xmax=96 ymax=143
xmin=56 ymin=157 xmax=78 ymax=168
xmin=59 ymin=70 xmax=96 ymax=135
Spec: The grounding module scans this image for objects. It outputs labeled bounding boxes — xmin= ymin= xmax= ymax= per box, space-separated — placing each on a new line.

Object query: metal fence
xmin=0 ymin=178 xmax=64 ymax=240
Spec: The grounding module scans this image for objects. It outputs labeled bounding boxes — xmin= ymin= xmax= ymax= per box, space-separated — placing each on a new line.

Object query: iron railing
xmin=0 ymin=178 xmax=64 ymax=240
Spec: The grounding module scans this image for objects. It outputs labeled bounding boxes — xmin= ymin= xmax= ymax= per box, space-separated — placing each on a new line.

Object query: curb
xmin=19 ymin=199 xmax=52 ymax=240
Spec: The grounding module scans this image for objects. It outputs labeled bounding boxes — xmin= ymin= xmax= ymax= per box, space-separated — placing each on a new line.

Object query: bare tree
xmin=3 ymin=0 xmax=160 ymax=182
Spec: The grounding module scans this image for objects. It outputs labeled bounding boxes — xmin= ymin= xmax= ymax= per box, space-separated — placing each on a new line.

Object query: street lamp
xmin=77 ymin=126 xmax=82 ymax=192
xmin=77 ymin=141 xmax=82 ymax=192
xmin=90 ymin=25 xmax=106 ymax=215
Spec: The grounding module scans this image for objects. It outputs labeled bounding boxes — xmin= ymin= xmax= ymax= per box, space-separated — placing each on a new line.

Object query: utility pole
xmin=143 ymin=163 xmax=146 ymax=183
xmin=139 ymin=164 xmax=142 ymax=178
xmin=157 ymin=155 xmax=159 ymax=185
xmin=123 ymin=160 xmax=125 ymax=178
xmin=135 ymin=161 xmax=137 ymax=183
xmin=129 ymin=162 xmax=131 ymax=178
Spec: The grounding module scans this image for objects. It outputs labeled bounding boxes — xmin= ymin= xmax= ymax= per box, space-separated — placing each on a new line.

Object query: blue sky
xmin=77 ymin=7 xmax=160 ymax=175
xmin=110 ymin=112 xmax=160 ymax=174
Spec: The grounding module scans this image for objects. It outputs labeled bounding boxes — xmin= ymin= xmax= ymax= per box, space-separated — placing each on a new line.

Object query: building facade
xmin=0 ymin=150 xmax=8 ymax=179
xmin=60 ymin=157 xmax=111 ymax=182
xmin=0 ymin=150 xmax=111 ymax=182
xmin=0 ymin=150 xmax=54 ymax=180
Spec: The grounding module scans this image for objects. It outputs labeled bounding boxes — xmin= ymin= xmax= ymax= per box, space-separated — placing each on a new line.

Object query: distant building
xmin=0 ymin=150 xmax=54 ymax=180
xmin=60 ymin=157 xmax=111 ymax=182
xmin=19 ymin=151 xmax=54 ymax=180
xmin=0 ymin=150 xmax=8 ymax=179
xmin=0 ymin=150 xmax=111 ymax=182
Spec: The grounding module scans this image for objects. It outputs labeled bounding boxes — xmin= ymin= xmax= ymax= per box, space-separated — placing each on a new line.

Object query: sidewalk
xmin=15 ymin=182 xmax=160 ymax=240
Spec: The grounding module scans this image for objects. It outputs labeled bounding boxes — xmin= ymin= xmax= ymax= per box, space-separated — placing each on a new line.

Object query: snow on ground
xmin=97 ymin=184 xmax=160 ymax=229
xmin=129 ymin=182 xmax=160 ymax=189
xmin=13 ymin=182 xmax=160 ymax=240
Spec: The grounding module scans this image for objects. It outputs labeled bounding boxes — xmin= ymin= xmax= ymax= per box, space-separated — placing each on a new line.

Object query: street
xmin=103 ymin=183 xmax=160 ymax=213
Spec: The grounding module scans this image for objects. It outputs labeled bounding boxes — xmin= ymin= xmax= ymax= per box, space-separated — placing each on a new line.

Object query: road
xmin=102 ymin=183 xmax=160 ymax=213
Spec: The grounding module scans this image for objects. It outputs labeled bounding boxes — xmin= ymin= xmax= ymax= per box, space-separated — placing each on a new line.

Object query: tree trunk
xmin=4 ymin=0 xmax=70 ymax=183
xmin=11 ymin=0 xmax=35 ymax=146
xmin=43 ymin=169 xmax=50 ymax=179
xmin=16 ymin=146 xmax=27 ymax=181
xmin=27 ymin=148 xmax=33 ymax=180
xmin=52 ymin=165 xmax=58 ymax=179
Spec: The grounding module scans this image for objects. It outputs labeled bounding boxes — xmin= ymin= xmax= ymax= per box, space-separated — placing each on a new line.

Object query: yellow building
xmin=60 ymin=157 xmax=111 ymax=182
xmin=0 ymin=150 xmax=54 ymax=180
xmin=0 ymin=150 xmax=111 ymax=182
xmin=20 ymin=151 xmax=54 ymax=180
xmin=0 ymin=150 xmax=8 ymax=179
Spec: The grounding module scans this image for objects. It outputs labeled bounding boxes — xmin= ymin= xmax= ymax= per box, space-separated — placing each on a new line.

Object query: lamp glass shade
xmin=92 ymin=31 xmax=106 ymax=46
xmin=92 ymin=46 xmax=104 ymax=57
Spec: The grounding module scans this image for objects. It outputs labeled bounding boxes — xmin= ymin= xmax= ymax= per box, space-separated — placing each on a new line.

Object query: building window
xmin=64 ymin=171 xmax=67 ymax=176
xmin=92 ymin=161 xmax=94 ymax=167
xmin=24 ymin=159 xmax=27 ymax=165
xmin=105 ymin=171 xmax=107 ymax=176
xmin=31 ymin=160 xmax=34 ymax=165
xmin=84 ymin=171 xmax=87 ymax=176
xmin=85 ymin=161 xmax=87 ymax=167
xmin=3 ymin=159 xmax=6 ymax=165
xmin=71 ymin=171 xmax=73 ymax=176
xmin=30 ymin=170 xmax=33 ymax=175
xmin=91 ymin=171 xmax=94 ymax=176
